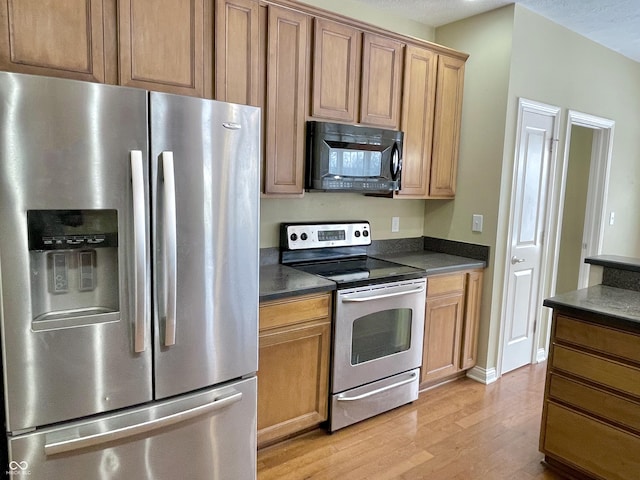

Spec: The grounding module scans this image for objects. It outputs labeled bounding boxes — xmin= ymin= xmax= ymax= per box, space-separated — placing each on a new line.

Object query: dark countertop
xmin=372 ymin=251 xmax=486 ymax=275
xmin=259 ymin=264 xmax=336 ymax=302
xmin=585 ymin=254 xmax=640 ymax=273
xmin=543 ymin=285 xmax=640 ymax=333
xmin=259 ymin=250 xmax=485 ymax=302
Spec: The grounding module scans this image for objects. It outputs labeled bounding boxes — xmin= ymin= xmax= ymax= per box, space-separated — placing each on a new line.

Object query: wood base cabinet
xmin=258 ymin=293 xmax=332 ymax=447
xmin=421 ymin=269 xmax=482 ymax=386
xmin=540 ymin=313 xmax=640 ymax=479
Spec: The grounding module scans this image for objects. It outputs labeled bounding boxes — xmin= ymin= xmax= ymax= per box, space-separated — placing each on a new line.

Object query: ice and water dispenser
xmin=28 ymin=210 xmax=120 ymax=330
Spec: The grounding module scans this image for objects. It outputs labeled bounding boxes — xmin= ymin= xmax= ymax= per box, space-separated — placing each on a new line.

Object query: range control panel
xmin=280 ymin=221 xmax=371 ymax=250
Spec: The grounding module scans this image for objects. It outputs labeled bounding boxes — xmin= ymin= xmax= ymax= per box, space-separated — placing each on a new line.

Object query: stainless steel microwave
xmin=305 ymin=121 xmax=403 ymax=193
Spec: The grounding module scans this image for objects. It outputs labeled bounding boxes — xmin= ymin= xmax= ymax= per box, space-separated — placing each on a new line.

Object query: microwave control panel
xmin=281 ymin=222 xmax=371 ymax=250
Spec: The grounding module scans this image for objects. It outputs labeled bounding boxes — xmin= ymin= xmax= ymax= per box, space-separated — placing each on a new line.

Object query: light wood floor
xmin=258 ymin=362 xmax=565 ymax=479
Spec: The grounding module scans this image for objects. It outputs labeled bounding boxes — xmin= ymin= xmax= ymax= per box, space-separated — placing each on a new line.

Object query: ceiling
xmin=356 ymin=0 xmax=640 ymax=63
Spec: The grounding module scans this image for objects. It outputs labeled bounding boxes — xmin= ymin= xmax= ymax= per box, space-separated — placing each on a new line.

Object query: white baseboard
xmin=536 ymin=348 xmax=548 ymax=363
xmin=466 ymin=365 xmax=498 ymax=384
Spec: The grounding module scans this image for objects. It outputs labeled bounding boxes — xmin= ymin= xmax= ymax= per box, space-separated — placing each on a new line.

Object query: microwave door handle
xmin=130 ymin=150 xmax=148 ymax=353
xmin=390 ymin=142 xmax=401 ymax=181
xmin=161 ymin=151 xmax=178 ymax=347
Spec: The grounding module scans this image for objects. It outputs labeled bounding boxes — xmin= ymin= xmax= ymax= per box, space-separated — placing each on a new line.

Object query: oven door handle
xmin=341 ymin=285 xmax=425 ymax=303
xmin=336 ymin=372 xmax=417 ymax=402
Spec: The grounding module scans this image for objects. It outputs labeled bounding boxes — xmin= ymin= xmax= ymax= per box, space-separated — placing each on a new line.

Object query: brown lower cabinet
xmin=258 ymin=292 xmax=332 ymax=448
xmin=421 ymin=269 xmax=483 ymax=386
xmin=540 ymin=313 xmax=640 ymax=479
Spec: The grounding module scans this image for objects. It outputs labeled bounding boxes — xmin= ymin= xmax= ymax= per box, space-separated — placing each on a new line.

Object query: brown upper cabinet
xmin=397 ymin=48 xmax=466 ymax=199
xmin=118 ymin=0 xmax=212 ymax=97
xmin=311 ymin=18 xmax=403 ymax=129
xmin=430 ymin=54 xmax=465 ymax=198
xmin=215 ymin=0 xmax=260 ymax=105
xmin=0 ymin=0 xmax=115 ymax=83
xmin=261 ymin=5 xmax=311 ymax=196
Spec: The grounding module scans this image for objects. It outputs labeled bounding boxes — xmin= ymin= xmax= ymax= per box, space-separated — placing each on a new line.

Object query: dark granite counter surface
xmin=372 ymin=251 xmax=486 ymax=275
xmin=259 ymin=264 xmax=336 ymax=302
xmin=585 ymin=254 xmax=640 ymax=273
xmin=544 ymin=285 xmax=640 ymax=332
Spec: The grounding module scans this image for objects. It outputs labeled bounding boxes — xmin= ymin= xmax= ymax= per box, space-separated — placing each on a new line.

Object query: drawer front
xmin=555 ymin=315 xmax=640 ymax=364
xmin=260 ymin=293 xmax=331 ymax=331
xmin=548 ymin=373 xmax=640 ymax=433
xmin=552 ymin=345 xmax=640 ymax=399
xmin=543 ymin=402 xmax=640 ymax=480
xmin=427 ymin=273 xmax=464 ymax=297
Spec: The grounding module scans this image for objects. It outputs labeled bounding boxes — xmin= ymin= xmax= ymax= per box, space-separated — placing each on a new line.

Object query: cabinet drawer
xmin=259 ymin=293 xmax=331 ymax=330
xmin=427 ymin=273 xmax=464 ymax=297
xmin=548 ymin=373 xmax=640 ymax=433
xmin=552 ymin=345 xmax=640 ymax=399
xmin=555 ymin=315 xmax=640 ymax=364
xmin=543 ymin=402 xmax=640 ymax=480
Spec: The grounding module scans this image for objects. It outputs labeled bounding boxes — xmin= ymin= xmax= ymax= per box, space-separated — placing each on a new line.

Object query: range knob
xmin=300 ymin=233 xmax=308 ymax=241
xmin=290 ymin=233 xmax=298 ymax=242
xmin=354 ymin=231 xmax=361 ymax=238
xmin=363 ymin=230 xmax=369 ymax=237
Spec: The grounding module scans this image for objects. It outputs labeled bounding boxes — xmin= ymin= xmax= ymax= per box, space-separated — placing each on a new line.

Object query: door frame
xmin=497 ymin=98 xmax=561 ymax=376
xmin=558 ymin=112 xmax=615 ymax=290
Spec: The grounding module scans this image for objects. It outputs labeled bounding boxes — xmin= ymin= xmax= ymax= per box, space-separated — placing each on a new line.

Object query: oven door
xmin=332 ymin=278 xmax=426 ymax=394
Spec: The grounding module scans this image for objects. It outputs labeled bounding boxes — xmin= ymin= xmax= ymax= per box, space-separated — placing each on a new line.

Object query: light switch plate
xmin=472 ymin=214 xmax=483 ymax=233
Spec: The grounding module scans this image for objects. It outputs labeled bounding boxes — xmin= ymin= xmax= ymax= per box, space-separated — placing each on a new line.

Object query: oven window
xmin=351 ymin=308 xmax=412 ymax=365
xmin=328 ymin=148 xmax=382 ymax=177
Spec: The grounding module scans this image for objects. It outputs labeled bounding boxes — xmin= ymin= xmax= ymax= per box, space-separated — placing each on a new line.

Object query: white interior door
xmin=501 ymin=99 xmax=559 ymax=374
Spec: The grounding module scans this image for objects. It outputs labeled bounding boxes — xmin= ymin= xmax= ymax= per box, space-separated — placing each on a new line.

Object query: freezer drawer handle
xmin=44 ymin=390 xmax=242 ymax=456
xmin=336 ymin=373 xmax=417 ymax=402
xmin=341 ymin=285 xmax=425 ymax=303
xmin=161 ymin=151 xmax=178 ymax=346
xmin=131 ymin=150 xmax=148 ymax=353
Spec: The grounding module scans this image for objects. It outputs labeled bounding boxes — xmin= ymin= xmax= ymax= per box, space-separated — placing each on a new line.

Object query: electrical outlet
xmin=472 ymin=214 xmax=483 ymax=233
xmin=391 ymin=216 xmax=400 ymax=233
xmin=609 ymin=211 xmax=615 ymax=225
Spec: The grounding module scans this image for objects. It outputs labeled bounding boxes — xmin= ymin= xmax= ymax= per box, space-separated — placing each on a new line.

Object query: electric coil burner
xmin=280 ymin=221 xmax=427 ymax=431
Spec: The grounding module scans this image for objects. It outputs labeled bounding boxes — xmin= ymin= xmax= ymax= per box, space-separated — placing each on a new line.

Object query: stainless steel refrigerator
xmin=0 ymin=72 xmax=259 ymax=479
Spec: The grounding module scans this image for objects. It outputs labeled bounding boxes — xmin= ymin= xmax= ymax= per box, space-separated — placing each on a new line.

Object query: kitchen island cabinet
xmin=258 ymin=292 xmax=332 ymax=447
xmin=541 ymin=285 xmax=640 ymax=479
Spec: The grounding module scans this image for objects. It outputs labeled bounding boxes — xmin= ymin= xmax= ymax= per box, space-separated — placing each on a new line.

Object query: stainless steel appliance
xmin=280 ymin=221 xmax=426 ymax=431
xmin=0 ymin=72 xmax=260 ymax=479
xmin=305 ymin=121 xmax=403 ymax=193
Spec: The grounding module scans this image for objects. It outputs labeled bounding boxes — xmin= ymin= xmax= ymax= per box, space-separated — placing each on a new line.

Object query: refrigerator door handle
xmin=161 ymin=151 xmax=178 ymax=346
xmin=44 ymin=390 xmax=243 ymax=456
xmin=131 ymin=150 xmax=147 ymax=353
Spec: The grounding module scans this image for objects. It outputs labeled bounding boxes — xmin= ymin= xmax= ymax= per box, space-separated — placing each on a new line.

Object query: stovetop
xmin=279 ymin=221 xmax=426 ymax=289
xmin=288 ymin=256 xmax=426 ymax=289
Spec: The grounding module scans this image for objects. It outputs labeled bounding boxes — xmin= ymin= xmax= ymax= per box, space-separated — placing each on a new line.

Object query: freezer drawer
xmin=8 ymin=377 xmax=257 ymax=480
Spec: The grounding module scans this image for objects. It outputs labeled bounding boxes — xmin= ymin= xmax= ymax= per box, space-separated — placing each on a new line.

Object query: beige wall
xmin=260 ymin=194 xmax=425 ymax=247
xmin=434 ymin=4 xmax=640 ymax=374
xmin=430 ymin=6 xmax=514 ymax=371
xmin=556 ymin=126 xmax=592 ymax=294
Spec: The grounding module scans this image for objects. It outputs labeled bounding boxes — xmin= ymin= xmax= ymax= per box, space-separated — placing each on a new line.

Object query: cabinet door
xmin=263 ymin=6 xmax=311 ymax=195
xmin=359 ymin=33 xmax=403 ymax=129
xmin=460 ymin=270 xmax=483 ymax=370
xmin=422 ymin=291 xmax=464 ymax=384
xmin=430 ymin=54 xmax=465 ymax=197
xmin=118 ymin=0 xmax=211 ymax=97
xmin=395 ymin=44 xmax=437 ymax=198
xmin=0 ymin=0 xmax=112 ymax=83
xmin=215 ymin=0 xmax=259 ymax=105
xmin=311 ymin=18 xmax=360 ymax=123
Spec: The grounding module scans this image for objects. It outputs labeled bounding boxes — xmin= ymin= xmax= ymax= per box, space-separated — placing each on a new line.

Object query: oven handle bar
xmin=336 ymin=372 xmax=417 ymax=402
xmin=341 ymin=285 xmax=425 ymax=303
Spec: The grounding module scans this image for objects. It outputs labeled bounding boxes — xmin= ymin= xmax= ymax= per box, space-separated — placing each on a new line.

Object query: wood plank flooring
xmin=258 ymin=362 xmax=564 ymax=479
